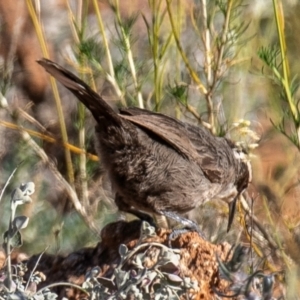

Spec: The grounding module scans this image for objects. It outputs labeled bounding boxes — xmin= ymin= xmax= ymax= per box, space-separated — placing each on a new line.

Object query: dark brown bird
xmin=37 ymin=58 xmax=251 ymax=232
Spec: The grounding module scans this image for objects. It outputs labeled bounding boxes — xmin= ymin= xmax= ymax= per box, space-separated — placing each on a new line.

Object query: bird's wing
xmin=183 ymin=122 xmax=234 ymax=183
xmin=120 ymin=108 xmax=231 ymax=183
xmin=120 ymin=113 xmax=199 ymax=161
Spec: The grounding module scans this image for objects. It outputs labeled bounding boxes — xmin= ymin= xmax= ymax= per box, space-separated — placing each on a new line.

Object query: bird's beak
xmin=227 ymin=195 xmax=239 ymax=232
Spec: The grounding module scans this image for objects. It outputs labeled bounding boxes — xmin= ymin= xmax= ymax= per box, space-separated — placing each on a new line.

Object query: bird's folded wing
xmin=182 ymin=122 xmax=231 ymax=183
xmin=120 ymin=108 xmax=228 ymax=183
xmin=121 ymin=113 xmax=199 ymax=161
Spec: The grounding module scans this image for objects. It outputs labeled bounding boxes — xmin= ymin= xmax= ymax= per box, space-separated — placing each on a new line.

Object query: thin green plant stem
xmin=66 ymin=1 xmax=89 ymax=207
xmin=152 ymin=0 xmax=162 ymax=109
xmin=273 ymin=0 xmax=298 ymax=123
xmin=175 ymin=0 xmax=183 ymax=119
xmin=76 ymin=0 xmax=83 ymax=28
xmin=208 ymin=0 xmax=233 ymax=132
xmin=150 ymin=0 xmax=163 ymax=109
xmin=92 ymin=0 xmax=114 ymax=77
xmin=113 ymin=0 xmax=144 ymax=108
xmin=66 ymin=0 xmax=80 ymax=45
xmin=77 ymin=19 xmax=89 ymax=208
xmin=26 ymin=0 xmax=75 ymax=185
xmin=78 ymin=103 xmax=89 ymax=205
xmin=201 ymin=0 xmax=215 ymax=131
xmin=175 ymin=0 xmax=182 ymax=82
xmin=91 ymin=0 xmax=126 ymax=106
xmin=143 ymin=1 xmax=172 ymax=111
xmin=212 ymin=0 xmax=233 ymax=89
xmin=166 ymin=1 xmax=211 ymax=128
xmin=202 ymin=0 xmax=212 ymax=85
xmin=166 ymin=0 xmax=207 ymax=95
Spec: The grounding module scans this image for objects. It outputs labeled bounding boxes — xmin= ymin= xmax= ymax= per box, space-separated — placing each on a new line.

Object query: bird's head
xmin=232 ymin=148 xmax=252 ymax=192
xmin=227 ymin=145 xmax=252 ymax=232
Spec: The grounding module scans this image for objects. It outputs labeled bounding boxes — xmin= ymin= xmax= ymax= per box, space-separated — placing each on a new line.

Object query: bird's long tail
xmin=37 ymin=58 xmax=122 ymax=126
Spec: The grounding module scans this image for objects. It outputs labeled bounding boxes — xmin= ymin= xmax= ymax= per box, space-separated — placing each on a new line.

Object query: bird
xmin=37 ymin=58 xmax=251 ymax=233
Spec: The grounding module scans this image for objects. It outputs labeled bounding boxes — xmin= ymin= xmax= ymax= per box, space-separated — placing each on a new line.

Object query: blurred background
xmin=0 ymin=0 xmax=300 ymax=292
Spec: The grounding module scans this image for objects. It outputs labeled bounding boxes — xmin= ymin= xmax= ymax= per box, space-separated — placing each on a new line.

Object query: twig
xmin=20 ymin=127 xmax=99 ymax=235
xmin=0 ymin=163 xmax=22 ymax=204
xmin=240 ymin=193 xmax=277 ymax=250
xmin=35 ymin=282 xmax=89 ymax=296
xmin=25 ymin=247 xmax=49 ymax=291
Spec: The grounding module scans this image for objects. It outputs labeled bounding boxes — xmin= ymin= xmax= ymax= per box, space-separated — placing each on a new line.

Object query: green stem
xmin=273 ymin=0 xmax=298 ymax=122
xmin=26 ymin=0 xmax=75 ymax=185
xmin=92 ymin=0 xmax=126 ymax=105
xmin=166 ymin=0 xmax=207 ymax=95
xmin=114 ymin=0 xmax=144 ymax=108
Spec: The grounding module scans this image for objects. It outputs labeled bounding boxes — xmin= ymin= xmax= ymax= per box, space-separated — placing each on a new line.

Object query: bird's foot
xmin=169 ymin=225 xmax=205 ymax=241
xmin=158 ymin=210 xmax=205 ymax=247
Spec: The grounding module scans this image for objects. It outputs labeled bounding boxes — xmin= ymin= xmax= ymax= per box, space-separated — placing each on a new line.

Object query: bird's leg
xmin=158 ymin=210 xmax=205 ymax=241
xmin=115 ymin=194 xmax=155 ymax=226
